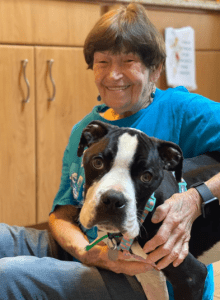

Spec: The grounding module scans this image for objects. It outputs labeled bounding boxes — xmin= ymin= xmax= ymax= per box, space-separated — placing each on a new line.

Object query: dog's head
xmin=77 ymin=121 xmax=183 ymax=239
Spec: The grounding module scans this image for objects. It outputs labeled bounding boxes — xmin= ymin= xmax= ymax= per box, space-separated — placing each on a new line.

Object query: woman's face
xmin=93 ymin=51 xmax=153 ymax=115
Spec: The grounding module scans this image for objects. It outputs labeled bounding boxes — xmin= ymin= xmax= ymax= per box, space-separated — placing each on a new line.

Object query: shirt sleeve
xmin=50 ymin=123 xmax=98 ymax=243
xmin=50 ymin=121 xmax=86 ymax=213
xmin=179 ymin=94 xmax=220 ymax=158
xmin=50 ymin=141 xmax=78 ymax=214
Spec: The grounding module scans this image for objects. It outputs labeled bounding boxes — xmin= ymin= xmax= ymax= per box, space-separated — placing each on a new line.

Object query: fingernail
xmin=152 ymin=213 xmax=159 ymax=221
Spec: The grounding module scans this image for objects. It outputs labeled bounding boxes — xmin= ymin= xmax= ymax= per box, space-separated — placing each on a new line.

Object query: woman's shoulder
xmin=156 ymin=86 xmax=217 ymax=108
xmin=156 ymin=86 xmax=191 ymax=103
xmin=70 ymin=104 xmax=104 ymax=136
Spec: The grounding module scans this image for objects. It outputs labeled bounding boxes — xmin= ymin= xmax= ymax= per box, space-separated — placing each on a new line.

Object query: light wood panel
xmin=214 ymin=261 xmax=220 ymax=299
xmin=0 ymin=0 xmax=100 ymax=46
xmin=147 ymin=9 xmax=220 ymax=51
xmin=105 ymin=5 xmax=220 ymax=51
xmin=35 ymin=47 xmax=98 ymax=222
xmin=157 ymin=51 xmax=220 ymax=102
xmin=0 ymin=45 xmax=36 ymax=225
xmin=151 ymin=8 xmax=220 ymax=102
xmin=195 ymin=51 xmax=220 ymax=102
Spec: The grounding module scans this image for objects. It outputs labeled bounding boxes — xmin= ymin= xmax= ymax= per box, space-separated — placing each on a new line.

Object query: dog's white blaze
xmin=197 ymin=241 xmax=220 ymax=265
xmin=80 ymin=133 xmax=140 ymax=238
xmin=113 ymin=133 xmax=138 ymax=168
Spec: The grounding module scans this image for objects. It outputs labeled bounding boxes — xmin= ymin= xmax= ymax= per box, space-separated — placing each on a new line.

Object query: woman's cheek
xmin=93 ymin=65 xmax=103 ymax=82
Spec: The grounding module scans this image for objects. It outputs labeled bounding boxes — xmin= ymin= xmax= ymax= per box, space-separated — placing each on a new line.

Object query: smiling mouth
xmin=107 ymin=85 xmax=130 ymax=91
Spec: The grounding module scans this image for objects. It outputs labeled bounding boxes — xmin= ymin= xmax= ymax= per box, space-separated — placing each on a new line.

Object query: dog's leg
xmin=136 ymin=270 xmax=168 ymax=300
xmin=96 ymin=233 xmax=169 ymax=300
xmin=131 ymin=242 xmax=169 ymax=300
xmin=162 ymin=253 xmax=207 ymax=300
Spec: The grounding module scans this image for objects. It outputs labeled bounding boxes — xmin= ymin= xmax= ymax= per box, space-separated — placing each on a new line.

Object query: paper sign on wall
xmin=165 ymin=26 xmax=197 ymax=91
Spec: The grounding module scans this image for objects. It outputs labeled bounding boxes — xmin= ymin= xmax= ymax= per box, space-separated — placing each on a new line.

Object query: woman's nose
xmin=108 ymin=64 xmax=123 ymax=80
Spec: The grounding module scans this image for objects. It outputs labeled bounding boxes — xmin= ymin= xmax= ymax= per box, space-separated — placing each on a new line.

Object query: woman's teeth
xmin=107 ymin=85 xmax=130 ymax=91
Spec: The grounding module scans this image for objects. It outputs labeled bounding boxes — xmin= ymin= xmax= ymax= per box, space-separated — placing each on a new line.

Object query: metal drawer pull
xmin=47 ymin=60 xmax=56 ymax=101
xmin=22 ymin=59 xmax=30 ymax=103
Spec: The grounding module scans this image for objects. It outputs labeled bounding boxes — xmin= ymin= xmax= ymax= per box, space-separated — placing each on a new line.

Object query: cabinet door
xmin=0 ymin=0 xmax=100 ymax=46
xmin=0 ymin=45 xmax=36 ymax=226
xmin=35 ymin=47 xmax=98 ymax=223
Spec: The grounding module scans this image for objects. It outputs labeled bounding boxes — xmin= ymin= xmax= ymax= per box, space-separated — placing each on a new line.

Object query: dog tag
xmin=108 ymin=248 xmax=119 ymax=261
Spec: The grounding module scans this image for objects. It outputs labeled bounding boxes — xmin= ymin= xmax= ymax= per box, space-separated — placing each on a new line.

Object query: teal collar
xmin=118 ymin=193 xmax=156 ymax=251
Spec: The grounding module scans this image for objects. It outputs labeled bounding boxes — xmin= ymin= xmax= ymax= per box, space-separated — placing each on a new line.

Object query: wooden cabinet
xmin=0 ymin=46 xmax=36 ymax=225
xmin=35 ymin=47 xmax=98 ymax=223
xmin=0 ymin=1 xmax=100 ymax=226
xmin=0 ymin=0 xmax=100 ymax=46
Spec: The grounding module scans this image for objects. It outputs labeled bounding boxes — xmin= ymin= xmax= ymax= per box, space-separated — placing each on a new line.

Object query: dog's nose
xmin=101 ymin=190 xmax=126 ymax=210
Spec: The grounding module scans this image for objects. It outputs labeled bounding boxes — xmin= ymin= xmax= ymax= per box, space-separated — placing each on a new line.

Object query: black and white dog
xmin=77 ymin=120 xmax=220 ymax=300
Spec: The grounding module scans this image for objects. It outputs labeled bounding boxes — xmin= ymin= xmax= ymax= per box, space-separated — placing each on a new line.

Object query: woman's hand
xmin=143 ymin=188 xmax=202 ymax=270
xmin=78 ymin=241 xmax=155 ymax=276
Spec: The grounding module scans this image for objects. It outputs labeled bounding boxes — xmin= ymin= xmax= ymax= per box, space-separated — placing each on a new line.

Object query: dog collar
xmin=178 ymin=179 xmax=187 ymax=193
xmin=118 ymin=179 xmax=187 ymax=252
xmin=117 ymin=193 xmax=156 ymax=251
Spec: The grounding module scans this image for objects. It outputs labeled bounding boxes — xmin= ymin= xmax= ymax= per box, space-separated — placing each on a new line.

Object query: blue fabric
xmin=51 ymin=86 xmax=220 ymax=299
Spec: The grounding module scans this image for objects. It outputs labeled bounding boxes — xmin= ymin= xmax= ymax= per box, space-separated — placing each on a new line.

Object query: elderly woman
xmin=0 ymin=3 xmax=220 ymax=300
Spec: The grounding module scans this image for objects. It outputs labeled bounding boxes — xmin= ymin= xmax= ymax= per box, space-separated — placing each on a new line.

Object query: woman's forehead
xmin=94 ymin=50 xmax=140 ymax=58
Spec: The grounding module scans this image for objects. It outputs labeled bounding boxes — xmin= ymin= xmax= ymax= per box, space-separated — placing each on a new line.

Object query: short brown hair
xmin=84 ymin=3 xmax=166 ymax=70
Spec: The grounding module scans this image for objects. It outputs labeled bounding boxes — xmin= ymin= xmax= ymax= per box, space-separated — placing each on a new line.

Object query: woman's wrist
xmin=189 ymin=177 xmax=220 ymax=218
xmin=188 ymin=188 xmax=203 ymax=218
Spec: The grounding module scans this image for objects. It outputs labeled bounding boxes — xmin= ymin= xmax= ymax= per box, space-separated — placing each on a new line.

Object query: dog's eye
xmin=140 ymin=172 xmax=153 ymax=183
xmin=92 ymin=157 xmax=104 ymax=170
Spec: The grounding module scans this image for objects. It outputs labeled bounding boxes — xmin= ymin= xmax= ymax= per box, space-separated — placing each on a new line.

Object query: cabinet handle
xmin=47 ymin=60 xmax=56 ymax=101
xmin=22 ymin=59 xmax=30 ymax=103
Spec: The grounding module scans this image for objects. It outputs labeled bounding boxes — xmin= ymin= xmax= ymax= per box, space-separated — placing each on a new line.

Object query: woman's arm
xmin=49 ymin=205 xmax=89 ymax=260
xmin=143 ymin=172 xmax=220 ymax=269
xmin=205 ymin=172 xmax=220 ymax=201
xmin=49 ymin=205 xmax=154 ymax=276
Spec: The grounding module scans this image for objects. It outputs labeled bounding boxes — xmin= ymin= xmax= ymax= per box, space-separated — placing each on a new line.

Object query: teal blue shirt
xmin=51 ymin=86 xmax=220 ymax=299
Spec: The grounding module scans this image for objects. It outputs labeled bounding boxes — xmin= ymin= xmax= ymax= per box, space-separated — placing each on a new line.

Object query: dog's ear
xmin=157 ymin=140 xmax=183 ymax=182
xmin=77 ymin=121 xmax=110 ymax=157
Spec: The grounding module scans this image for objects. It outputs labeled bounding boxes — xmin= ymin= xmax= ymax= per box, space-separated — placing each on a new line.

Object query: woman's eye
xmin=92 ymin=157 xmax=104 ymax=170
xmin=140 ymin=172 xmax=153 ymax=183
xmin=94 ymin=59 xmax=108 ymax=65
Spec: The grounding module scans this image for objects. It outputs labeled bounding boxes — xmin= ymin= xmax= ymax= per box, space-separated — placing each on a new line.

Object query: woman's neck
xmin=100 ymin=109 xmax=133 ymax=121
xmin=99 ymin=85 xmax=156 ymax=121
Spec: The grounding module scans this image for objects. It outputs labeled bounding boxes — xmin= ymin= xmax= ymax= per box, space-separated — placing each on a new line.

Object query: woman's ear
xmin=149 ymin=63 xmax=163 ymax=83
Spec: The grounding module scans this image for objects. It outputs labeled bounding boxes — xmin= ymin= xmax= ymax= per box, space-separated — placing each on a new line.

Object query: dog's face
xmin=77 ymin=121 xmax=182 ymax=239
